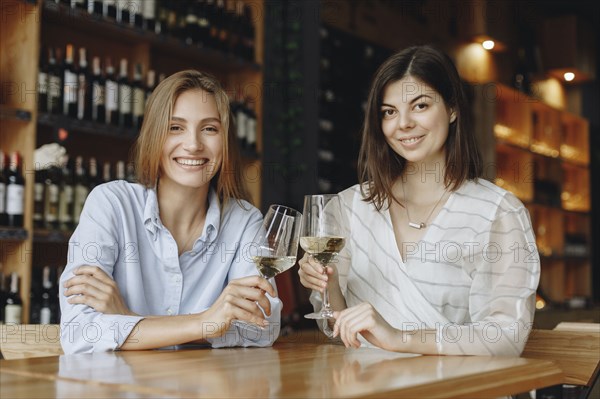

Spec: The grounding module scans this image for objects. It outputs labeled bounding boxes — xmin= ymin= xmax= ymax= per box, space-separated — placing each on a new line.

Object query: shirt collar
xmin=143 ymin=187 xmax=221 ymax=242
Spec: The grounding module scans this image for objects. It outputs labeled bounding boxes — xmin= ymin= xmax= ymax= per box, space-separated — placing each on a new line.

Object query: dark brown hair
xmin=133 ymin=70 xmax=249 ymax=206
xmin=358 ymin=45 xmax=482 ymax=210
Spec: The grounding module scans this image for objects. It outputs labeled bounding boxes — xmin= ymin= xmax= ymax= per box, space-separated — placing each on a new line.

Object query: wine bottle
xmin=88 ymin=157 xmax=101 ymax=190
xmin=105 ymin=0 xmax=117 ymax=20
xmin=197 ymin=0 xmax=210 ymax=48
xmin=207 ymin=0 xmax=219 ymax=49
xmin=116 ymin=160 xmax=126 ymax=181
xmin=88 ymin=0 xmax=103 ymax=15
xmin=47 ymin=47 xmax=63 ymax=115
xmin=105 ymin=58 xmax=119 ymax=126
xmin=0 ymin=151 xmax=7 ymax=226
xmin=512 ymin=47 xmax=532 ymax=96
xmin=72 ymin=156 xmax=89 ymax=226
xmin=102 ymin=161 xmax=112 ymax=183
xmin=132 ymin=63 xmax=145 ymax=129
xmin=73 ymin=0 xmax=86 ymax=10
xmin=38 ymin=45 xmax=49 ymax=113
xmin=215 ymin=0 xmax=228 ymax=52
xmin=118 ymin=58 xmax=133 ymax=128
xmin=6 ymin=151 xmax=25 ymax=228
xmin=242 ymin=4 xmax=255 ymax=61
xmin=143 ymin=0 xmax=156 ymax=32
xmin=57 ymin=157 xmax=74 ymax=231
xmin=62 ymin=44 xmax=78 ymax=117
xmin=33 ymin=166 xmax=45 ymax=229
xmin=131 ymin=0 xmax=144 ymax=28
xmin=245 ymin=101 xmax=257 ymax=152
xmin=184 ymin=0 xmax=199 ymax=45
xmin=145 ymin=69 xmax=156 ymax=107
xmin=126 ymin=162 xmax=137 ymax=183
xmin=43 ymin=164 xmax=61 ymax=230
xmin=40 ymin=266 xmax=57 ymax=325
xmin=4 ymin=272 xmax=22 ymax=324
xmin=0 ymin=267 xmax=6 ymax=323
xmin=91 ymin=56 xmax=106 ymax=123
xmin=77 ymin=47 xmax=91 ymax=120
xmin=234 ymin=96 xmax=247 ymax=148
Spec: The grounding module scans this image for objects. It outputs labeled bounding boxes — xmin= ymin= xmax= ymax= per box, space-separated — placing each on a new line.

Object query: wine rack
xmin=1 ymin=0 xmax=265 ymax=323
xmin=475 ymin=82 xmax=592 ymax=307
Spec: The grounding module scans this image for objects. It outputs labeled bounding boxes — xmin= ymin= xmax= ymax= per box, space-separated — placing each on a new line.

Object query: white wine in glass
xmin=300 ymin=194 xmax=346 ymax=320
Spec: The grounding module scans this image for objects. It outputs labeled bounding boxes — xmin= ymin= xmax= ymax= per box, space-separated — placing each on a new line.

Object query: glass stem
xmin=322 ymin=265 xmax=331 ymax=312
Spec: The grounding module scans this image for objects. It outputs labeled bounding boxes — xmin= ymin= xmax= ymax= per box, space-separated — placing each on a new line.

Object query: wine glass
xmin=300 ymin=194 xmax=346 ymax=320
xmin=249 ymin=204 xmax=303 ymax=279
xmin=233 ymin=205 xmax=302 ymax=330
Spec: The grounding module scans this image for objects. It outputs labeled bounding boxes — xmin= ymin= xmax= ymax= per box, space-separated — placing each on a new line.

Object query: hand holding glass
xmin=233 ymin=205 xmax=302 ymax=330
xmin=300 ymin=194 xmax=346 ymax=320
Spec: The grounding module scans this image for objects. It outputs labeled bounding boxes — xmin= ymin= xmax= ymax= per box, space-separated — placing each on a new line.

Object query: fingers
xmin=73 ymin=266 xmax=113 ymax=284
xmin=298 ymin=255 xmax=328 ymax=292
xmin=229 ymin=285 xmax=271 ymax=316
xmin=333 ymin=304 xmax=374 ymax=348
xmin=232 ymin=276 xmax=276 ymax=298
xmin=64 ymin=274 xmax=112 ymax=295
xmin=221 ymin=291 xmax=269 ymax=327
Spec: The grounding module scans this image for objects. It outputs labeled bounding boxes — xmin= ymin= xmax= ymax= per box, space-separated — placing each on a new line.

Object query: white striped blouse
xmin=312 ymin=178 xmax=540 ymax=356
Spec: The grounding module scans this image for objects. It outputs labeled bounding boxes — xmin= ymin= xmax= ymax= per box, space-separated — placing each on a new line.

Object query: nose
xmin=397 ymin=112 xmax=415 ymax=131
xmin=182 ymin=129 xmax=203 ymax=152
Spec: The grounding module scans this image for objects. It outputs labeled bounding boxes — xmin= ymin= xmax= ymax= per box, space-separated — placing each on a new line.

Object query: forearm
xmin=328 ymin=283 xmax=347 ymax=311
xmin=120 ymin=314 xmax=207 ymax=350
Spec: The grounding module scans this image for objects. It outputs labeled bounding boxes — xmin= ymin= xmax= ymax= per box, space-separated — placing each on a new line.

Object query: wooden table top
xmin=1 ymin=335 xmax=563 ymax=398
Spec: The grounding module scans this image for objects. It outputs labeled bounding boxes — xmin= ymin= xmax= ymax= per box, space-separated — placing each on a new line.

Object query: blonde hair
xmin=133 ymin=70 xmax=250 ymax=205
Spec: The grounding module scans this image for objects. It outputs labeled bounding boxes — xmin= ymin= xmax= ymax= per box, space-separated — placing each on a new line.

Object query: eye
xmin=202 ymin=126 xmax=219 ymax=134
xmin=169 ymin=125 xmax=184 ymax=132
xmin=381 ymin=108 xmax=397 ymax=119
xmin=413 ymin=102 xmax=428 ymax=111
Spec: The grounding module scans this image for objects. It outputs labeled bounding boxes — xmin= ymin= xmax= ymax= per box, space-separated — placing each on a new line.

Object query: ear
xmin=449 ymin=110 xmax=457 ymax=123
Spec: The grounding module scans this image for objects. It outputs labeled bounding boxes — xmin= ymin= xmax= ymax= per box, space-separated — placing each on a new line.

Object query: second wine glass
xmin=300 ymin=194 xmax=346 ymax=320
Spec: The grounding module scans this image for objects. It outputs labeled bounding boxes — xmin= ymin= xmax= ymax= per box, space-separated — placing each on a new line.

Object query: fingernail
xmin=262 ymin=320 xmax=269 ymax=326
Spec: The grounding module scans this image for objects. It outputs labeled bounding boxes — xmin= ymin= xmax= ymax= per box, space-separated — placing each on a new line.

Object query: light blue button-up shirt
xmin=59 ymin=181 xmax=281 ymax=354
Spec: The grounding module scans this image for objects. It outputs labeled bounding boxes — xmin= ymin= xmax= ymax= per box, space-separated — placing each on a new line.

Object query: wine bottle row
xmin=50 ymin=0 xmax=256 ymax=61
xmin=231 ymin=98 xmax=257 ymax=153
xmin=38 ymin=44 xmax=157 ymax=130
xmin=0 ymin=269 xmax=23 ymax=324
xmin=317 ymin=26 xmax=390 ymax=193
xmin=34 ymin=155 xmax=135 ymax=232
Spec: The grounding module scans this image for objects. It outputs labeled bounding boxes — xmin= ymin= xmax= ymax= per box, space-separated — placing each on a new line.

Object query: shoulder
xmin=454 ymin=179 xmax=527 ymax=219
xmin=86 ymin=181 xmax=149 ymax=212
xmin=222 ymin=198 xmax=263 ymax=227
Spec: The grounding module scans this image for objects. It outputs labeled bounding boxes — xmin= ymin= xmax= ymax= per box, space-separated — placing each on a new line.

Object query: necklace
xmin=401 ymin=182 xmax=447 ymax=230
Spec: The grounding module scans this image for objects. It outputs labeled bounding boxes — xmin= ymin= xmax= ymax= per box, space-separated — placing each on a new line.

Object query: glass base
xmin=304 ymin=309 xmax=334 ymax=320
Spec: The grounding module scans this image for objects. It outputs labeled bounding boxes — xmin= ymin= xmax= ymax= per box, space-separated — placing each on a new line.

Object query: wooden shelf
xmin=0 ymin=105 xmax=32 ymax=122
xmin=42 ymin=2 xmax=261 ymax=73
xmin=0 ymin=227 xmax=29 ymax=241
xmin=476 ymin=82 xmax=592 ymax=305
xmin=37 ymin=113 xmax=138 ymax=140
xmin=33 ymin=229 xmax=72 ymax=244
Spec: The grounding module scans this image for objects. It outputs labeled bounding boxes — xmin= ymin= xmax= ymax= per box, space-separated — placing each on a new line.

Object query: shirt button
xmin=167 ymin=308 xmax=173 ymax=315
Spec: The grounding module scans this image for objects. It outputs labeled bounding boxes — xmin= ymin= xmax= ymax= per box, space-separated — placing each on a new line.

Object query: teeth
xmin=401 ymin=137 xmax=421 ymax=144
xmin=176 ymin=158 xmax=207 ymax=166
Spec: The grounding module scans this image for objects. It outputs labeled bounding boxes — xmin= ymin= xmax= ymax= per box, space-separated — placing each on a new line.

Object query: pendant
xmin=409 ymin=222 xmax=426 ymax=229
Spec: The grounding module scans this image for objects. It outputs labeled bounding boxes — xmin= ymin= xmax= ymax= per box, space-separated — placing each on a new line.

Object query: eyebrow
xmin=381 ymin=94 xmax=433 ymax=107
xmin=170 ymin=116 xmax=221 ymax=124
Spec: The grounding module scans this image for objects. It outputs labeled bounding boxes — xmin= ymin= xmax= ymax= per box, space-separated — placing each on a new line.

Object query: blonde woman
xmin=60 ymin=70 xmax=280 ymax=353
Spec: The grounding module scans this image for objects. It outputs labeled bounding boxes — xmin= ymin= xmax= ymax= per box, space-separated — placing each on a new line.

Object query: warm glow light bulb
xmin=482 ymin=40 xmax=495 ymax=50
xmin=564 ymin=72 xmax=575 ymax=82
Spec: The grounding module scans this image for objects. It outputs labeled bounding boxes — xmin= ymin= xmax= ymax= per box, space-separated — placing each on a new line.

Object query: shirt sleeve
xmin=436 ymin=194 xmax=540 ymax=356
xmin=59 ymin=186 xmax=144 ymax=354
xmin=207 ymin=206 xmax=282 ymax=348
